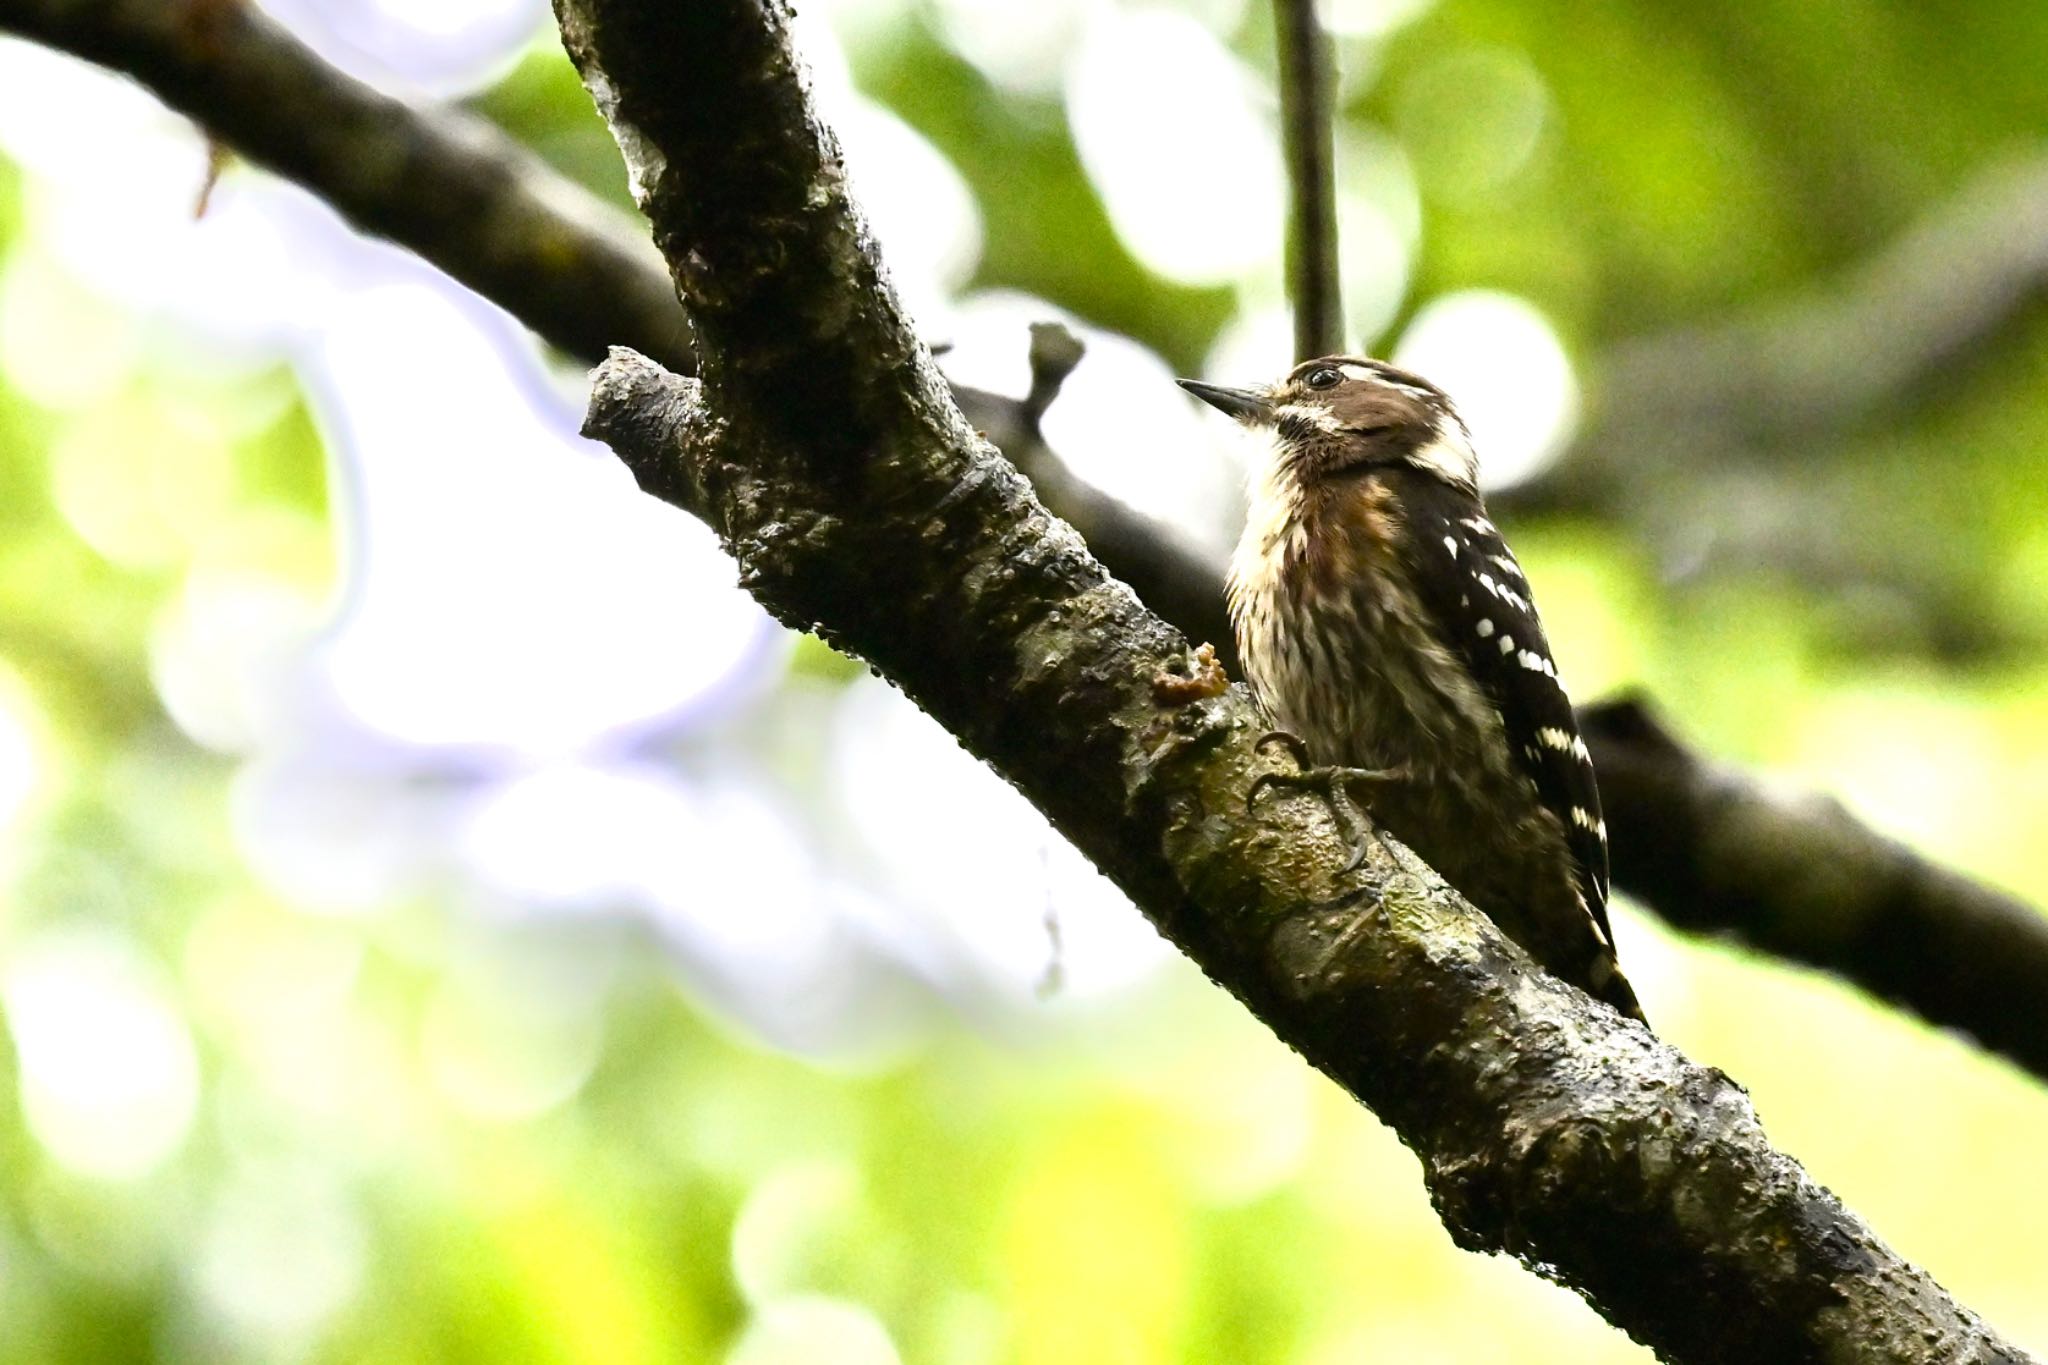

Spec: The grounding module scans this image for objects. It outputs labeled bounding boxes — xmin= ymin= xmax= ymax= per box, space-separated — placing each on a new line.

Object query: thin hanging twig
xmin=1273 ymin=0 xmax=1343 ymax=359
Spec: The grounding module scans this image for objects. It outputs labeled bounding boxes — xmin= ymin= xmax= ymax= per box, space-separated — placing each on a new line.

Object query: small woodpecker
xmin=1180 ymin=356 xmax=1644 ymax=1021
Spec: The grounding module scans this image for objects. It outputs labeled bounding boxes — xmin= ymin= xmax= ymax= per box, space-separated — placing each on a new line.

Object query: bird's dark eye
xmin=1303 ymin=366 xmax=1342 ymax=390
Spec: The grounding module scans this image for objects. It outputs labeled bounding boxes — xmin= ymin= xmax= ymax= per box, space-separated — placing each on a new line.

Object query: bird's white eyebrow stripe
xmin=1337 ymin=360 xmax=1436 ymax=401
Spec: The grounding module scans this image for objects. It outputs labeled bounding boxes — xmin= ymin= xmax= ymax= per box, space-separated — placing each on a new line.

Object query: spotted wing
xmin=1406 ymin=496 xmax=1612 ymax=934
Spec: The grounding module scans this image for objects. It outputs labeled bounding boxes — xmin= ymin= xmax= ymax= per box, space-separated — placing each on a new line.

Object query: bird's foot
xmin=1247 ymin=733 xmax=1411 ymax=874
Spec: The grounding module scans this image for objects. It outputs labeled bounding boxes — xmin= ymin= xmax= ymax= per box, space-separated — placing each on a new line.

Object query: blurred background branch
xmin=1547 ymin=152 xmax=2048 ymax=490
xmin=4 ymin=0 xmax=2048 ymax=1081
xmin=1584 ymin=695 xmax=2048 ymax=1082
xmin=1501 ymin=151 xmax=2048 ymax=656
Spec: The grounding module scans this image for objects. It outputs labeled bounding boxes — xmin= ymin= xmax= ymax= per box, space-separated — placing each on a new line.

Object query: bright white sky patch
xmin=1065 ymin=7 xmax=1285 ymax=286
xmin=459 ymin=763 xmax=723 ymax=909
xmin=307 ymin=282 xmax=777 ymax=755
xmin=1392 ymin=290 xmax=1580 ymax=490
xmin=4 ymin=930 xmax=200 ymax=1179
xmin=254 ymin=0 xmax=544 ymax=94
xmin=1202 ymin=301 xmax=1296 ymax=387
xmin=832 ymin=101 xmax=984 ymax=331
xmin=457 ymin=762 xmax=917 ymax=1056
xmin=788 ymin=9 xmax=983 ymax=331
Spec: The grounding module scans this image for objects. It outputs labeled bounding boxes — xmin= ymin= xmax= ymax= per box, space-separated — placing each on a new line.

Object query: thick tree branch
xmin=550 ymin=0 xmax=2029 ymax=1356
xmin=11 ymin=0 xmax=2047 ymax=1086
xmin=1273 ymin=0 xmax=1342 ymax=359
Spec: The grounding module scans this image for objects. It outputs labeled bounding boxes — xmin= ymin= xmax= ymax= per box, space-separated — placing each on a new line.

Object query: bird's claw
xmin=1246 ymin=736 xmax=1412 ymax=874
xmin=1253 ymin=730 xmax=1315 ymax=770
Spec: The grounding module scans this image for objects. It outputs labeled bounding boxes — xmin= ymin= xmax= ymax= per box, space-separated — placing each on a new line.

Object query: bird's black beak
xmin=1177 ymin=379 xmax=1271 ymax=424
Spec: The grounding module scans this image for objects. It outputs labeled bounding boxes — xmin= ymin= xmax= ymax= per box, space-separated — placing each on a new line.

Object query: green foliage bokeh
xmin=1 ymin=2 xmax=2046 ymax=1362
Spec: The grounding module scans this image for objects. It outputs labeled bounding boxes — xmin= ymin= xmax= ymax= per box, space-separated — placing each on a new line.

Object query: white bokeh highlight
xmin=937 ymin=290 xmax=1240 ymax=549
xmin=4 ymin=930 xmax=200 ymax=1179
xmin=1392 ymin=290 xmax=1580 ymax=490
xmin=190 ymin=1162 xmax=368 ymax=1350
xmin=1325 ymin=0 xmax=1439 ymax=38
xmin=152 ymin=571 xmax=328 ymax=755
xmin=790 ymin=7 xmax=984 ymax=331
xmin=930 ymin=0 xmax=1091 ymax=93
xmin=1065 ymin=7 xmax=1285 ymax=285
xmin=728 ymin=1296 xmax=904 ymax=1365
xmin=830 ymin=676 xmax=1172 ymax=1011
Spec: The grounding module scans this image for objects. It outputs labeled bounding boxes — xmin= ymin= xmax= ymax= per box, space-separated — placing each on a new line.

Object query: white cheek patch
xmin=1407 ymin=432 xmax=1480 ymax=488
